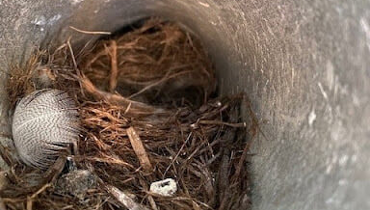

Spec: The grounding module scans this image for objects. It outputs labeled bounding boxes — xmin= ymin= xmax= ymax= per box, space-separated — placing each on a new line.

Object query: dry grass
xmin=5 ymin=53 xmax=41 ymax=110
xmin=80 ymin=18 xmax=216 ymax=107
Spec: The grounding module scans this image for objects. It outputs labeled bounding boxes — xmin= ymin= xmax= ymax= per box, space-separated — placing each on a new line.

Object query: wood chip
xmin=127 ymin=127 xmax=153 ymax=172
xmin=107 ymin=185 xmax=149 ymax=210
xmin=108 ymin=40 xmax=118 ymax=92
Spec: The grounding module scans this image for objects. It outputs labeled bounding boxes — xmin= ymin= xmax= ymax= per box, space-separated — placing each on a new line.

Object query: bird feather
xmin=12 ymin=89 xmax=79 ymax=169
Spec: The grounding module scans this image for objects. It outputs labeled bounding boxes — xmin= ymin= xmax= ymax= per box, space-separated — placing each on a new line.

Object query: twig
xmin=232 ymin=140 xmax=252 ymax=182
xmin=0 ymin=144 xmax=14 ymax=166
xmin=79 ymin=74 xmax=169 ymax=116
xmin=109 ymin=40 xmax=118 ymax=92
xmin=198 ymin=120 xmax=247 ymax=128
xmin=163 ymin=132 xmax=192 ymax=178
xmin=147 ymin=196 xmax=158 ymax=210
xmin=138 ymin=179 xmax=158 ymax=210
xmin=218 ymin=149 xmax=230 ymax=210
xmin=128 ymin=66 xmax=191 ymax=99
xmin=0 ymin=171 xmax=8 ymax=192
xmin=126 ymin=127 xmax=153 ymax=172
xmin=0 ymin=198 xmax=5 ymax=210
xmin=67 ymin=38 xmax=77 ymax=69
xmin=69 ymin=26 xmax=111 ymax=35
xmin=243 ymin=96 xmax=270 ymax=141
xmin=85 ymin=156 xmax=134 ymax=168
xmin=106 ymin=185 xmax=150 ymax=210
xmin=123 ymin=102 xmax=132 ymax=115
xmin=31 ymin=183 xmax=52 ymax=199
xmin=43 ymin=156 xmax=67 ymax=183
xmin=27 ymin=183 xmax=52 ymax=210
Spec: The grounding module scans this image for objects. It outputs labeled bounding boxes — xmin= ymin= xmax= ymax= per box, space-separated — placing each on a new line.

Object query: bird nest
xmin=0 ymin=18 xmax=256 ymax=210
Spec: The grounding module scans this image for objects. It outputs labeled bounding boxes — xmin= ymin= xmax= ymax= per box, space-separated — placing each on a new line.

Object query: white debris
xmin=150 ymin=178 xmax=177 ymax=197
xmin=48 ymin=14 xmax=62 ymax=25
xmin=198 ymin=1 xmax=210 ymax=7
xmin=31 ymin=16 xmax=47 ymax=26
xmin=308 ymin=109 xmax=316 ymax=126
xmin=71 ymin=0 xmax=85 ymax=5
xmin=31 ymin=14 xmax=62 ymax=32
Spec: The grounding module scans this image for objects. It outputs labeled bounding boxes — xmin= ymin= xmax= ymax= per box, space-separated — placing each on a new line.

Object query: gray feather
xmin=12 ymin=89 xmax=79 ymax=169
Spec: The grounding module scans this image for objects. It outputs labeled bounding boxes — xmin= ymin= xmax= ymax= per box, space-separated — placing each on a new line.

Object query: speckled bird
xmin=12 ymin=89 xmax=79 ymax=169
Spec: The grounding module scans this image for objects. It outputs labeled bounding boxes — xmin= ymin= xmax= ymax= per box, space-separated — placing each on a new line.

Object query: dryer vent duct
xmin=0 ymin=1 xmax=369 ymax=210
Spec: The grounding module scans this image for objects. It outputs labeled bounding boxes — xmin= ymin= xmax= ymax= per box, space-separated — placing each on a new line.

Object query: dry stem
xmin=127 ymin=127 xmax=153 ymax=172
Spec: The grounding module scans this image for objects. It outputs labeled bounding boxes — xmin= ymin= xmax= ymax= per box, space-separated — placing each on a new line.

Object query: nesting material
xmin=107 ymin=185 xmax=150 ymax=210
xmin=81 ymin=18 xmax=216 ymax=107
xmin=126 ymin=126 xmax=153 ymax=172
xmin=0 ymin=18 xmax=254 ymax=210
xmin=0 ymin=171 xmax=7 ymax=191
